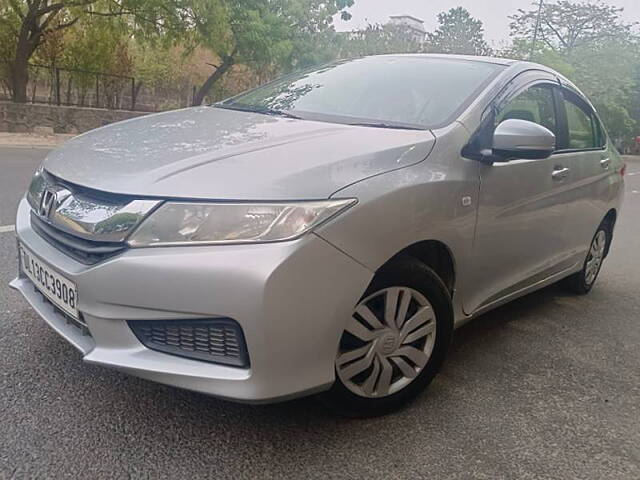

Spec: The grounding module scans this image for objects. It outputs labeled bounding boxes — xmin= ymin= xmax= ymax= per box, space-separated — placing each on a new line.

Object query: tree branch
xmin=543 ymin=19 xmax=567 ymax=48
xmin=83 ymin=0 xmax=179 ymax=32
xmin=37 ymin=0 xmax=98 ymax=17
xmin=39 ymin=9 xmax=63 ymax=31
xmin=52 ymin=17 xmax=79 ymax=31
xmin=84 ymin=9 xmax=130 ymax=17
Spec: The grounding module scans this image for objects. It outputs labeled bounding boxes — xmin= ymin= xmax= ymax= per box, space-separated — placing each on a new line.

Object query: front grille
xmin=28 ymin=171 xmax=158 ymax=265
xmin=128 ymin=319 xmax=249 ymax=367
xmin=31 ymin=213 xmax=126 ymax=265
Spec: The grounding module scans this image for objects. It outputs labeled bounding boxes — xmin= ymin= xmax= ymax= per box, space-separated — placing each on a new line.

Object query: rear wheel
xmin=323 ymin=258 xmax=453 ymax=417
xmin=564 ymin=223 xmax=610 ymax=294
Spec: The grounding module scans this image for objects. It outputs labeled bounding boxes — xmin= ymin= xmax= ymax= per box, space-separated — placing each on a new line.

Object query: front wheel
xmin=322 ymin=258 xmax=453 ymax=417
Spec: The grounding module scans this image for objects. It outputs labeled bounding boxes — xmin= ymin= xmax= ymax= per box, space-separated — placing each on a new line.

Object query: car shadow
xmin=450 ymin=281 xmax=575 ymax=350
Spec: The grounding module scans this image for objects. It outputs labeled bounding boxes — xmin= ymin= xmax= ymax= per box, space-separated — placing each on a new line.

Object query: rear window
xmin=217 ymin=56 xmax=505 ymax=129
xmin=565 ymin=98 xmax=597 ymax=150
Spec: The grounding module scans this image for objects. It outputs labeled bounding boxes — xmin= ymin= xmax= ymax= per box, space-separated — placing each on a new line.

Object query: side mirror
xmin=492 ymin=119 xmax=556 ymax=161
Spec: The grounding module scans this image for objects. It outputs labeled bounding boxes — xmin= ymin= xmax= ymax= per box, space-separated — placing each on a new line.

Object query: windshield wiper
xmin=346 ymin=122 xmax=425 ymax=131
xmin=264 ymin=109 xmax=303 ymax=120
xmin=215 ymin=104 xmax=303 ymax=120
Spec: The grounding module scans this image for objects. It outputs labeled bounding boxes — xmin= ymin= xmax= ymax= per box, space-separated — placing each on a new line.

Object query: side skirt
xmin=453 ymin=261 xmax=582 ymax=328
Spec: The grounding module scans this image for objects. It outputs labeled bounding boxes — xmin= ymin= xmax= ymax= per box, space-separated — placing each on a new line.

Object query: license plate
xmin=19 ymin=243 xmax=79 ymax=319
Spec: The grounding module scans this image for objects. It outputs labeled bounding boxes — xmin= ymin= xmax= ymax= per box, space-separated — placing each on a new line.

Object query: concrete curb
xmin=0 ymin=133 xmax=75 ymax=148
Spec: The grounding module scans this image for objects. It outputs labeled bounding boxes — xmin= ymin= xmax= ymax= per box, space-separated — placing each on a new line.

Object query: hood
xmin=43 ymin=107 xmax=436 ymax=200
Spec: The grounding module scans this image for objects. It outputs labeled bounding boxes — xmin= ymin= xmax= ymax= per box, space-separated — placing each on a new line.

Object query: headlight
xmin=127 ymin=199 xmax=356 ymax=247
xmin=27 ymin=165 xmax=46 ymax=210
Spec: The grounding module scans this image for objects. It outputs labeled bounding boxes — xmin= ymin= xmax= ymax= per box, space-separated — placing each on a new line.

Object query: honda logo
xmin=38 ymin=187 xmax=70 ymax=219
xmin=39 ymin=188 xmax=57 ymax=218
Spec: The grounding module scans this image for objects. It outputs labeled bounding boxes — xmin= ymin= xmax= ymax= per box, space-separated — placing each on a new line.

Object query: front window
xmin=217 ymin=56 xmax=505 ymax=129
xmin=496 ymin=84 xmax=558 ymax=137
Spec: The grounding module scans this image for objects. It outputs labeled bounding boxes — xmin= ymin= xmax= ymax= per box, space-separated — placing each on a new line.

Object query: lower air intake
xmin=128 ymin=318 xmax=249 ymax=367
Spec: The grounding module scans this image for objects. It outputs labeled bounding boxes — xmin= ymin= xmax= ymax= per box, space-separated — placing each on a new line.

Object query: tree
xmin=507 ymin=1 xmax=640 ymax=146
xmin=131 ymin=43 xmax=197 ymax=109
xmin=36 ymin=24 xmax=65 ymax=67
xmin=190 ymin=0 xmax=353 ymax=106
xmin=339 ymin=23 xmax=422 ymax=58
xmin=426 ymin=7 xmax=492 ymax=56
xmin=630 ymin=62 xmax=640 ymax=144
xmin=279 ymin=0 xmax=353 ymax=70
xmin=58 ymin=17 xmax=130 ymax=106
xmin=509 ymin=0 xmax=637 ymax=55
xmin=569 ymin=39 xmax=639 ymax=146
xmin=0 ymin=0 xmax=188 ymax=103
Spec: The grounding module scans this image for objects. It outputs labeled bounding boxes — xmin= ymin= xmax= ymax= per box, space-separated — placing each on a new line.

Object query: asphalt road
xmin=1 ymin=146 xmax=639 ymax=479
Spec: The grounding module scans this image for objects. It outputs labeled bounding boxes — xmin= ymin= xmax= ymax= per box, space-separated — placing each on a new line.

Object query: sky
xmin=334 ymin=0 xmax=640 ymax=47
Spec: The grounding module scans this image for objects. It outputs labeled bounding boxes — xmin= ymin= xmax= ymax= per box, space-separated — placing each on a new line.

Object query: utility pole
xmin=530 ymin=0 xmax=544 ymax=60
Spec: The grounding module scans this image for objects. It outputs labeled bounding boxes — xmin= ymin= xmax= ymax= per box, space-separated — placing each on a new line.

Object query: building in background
xmin=388 ymin=15 xmax=427 ymax=44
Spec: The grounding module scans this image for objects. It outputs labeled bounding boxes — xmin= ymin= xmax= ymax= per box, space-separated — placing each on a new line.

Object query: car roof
xmin=370 ymin=54 xmax=574 ymax=90
xmin=372 ymin=53 xmax=519 ymax=67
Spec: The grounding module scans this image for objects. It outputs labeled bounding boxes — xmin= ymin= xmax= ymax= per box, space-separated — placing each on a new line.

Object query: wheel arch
xmin=383 ymin=240 xmax=456 ymax=297
xmin=603 ymin=208 xmax=617 ymax=257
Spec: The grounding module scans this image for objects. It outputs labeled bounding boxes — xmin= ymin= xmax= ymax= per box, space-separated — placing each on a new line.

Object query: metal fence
xmin=1 ymin=60 xmax=237 ymax=112
xmin=0 ymin=61 xmax=162 ymax=112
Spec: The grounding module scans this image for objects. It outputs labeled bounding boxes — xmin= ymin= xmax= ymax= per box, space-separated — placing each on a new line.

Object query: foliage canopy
xmin=0 ymin=1 xmax=638 ymax=145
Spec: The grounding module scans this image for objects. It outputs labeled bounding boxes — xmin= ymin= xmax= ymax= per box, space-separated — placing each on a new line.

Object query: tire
xmin=322 ymin=257 xmax=453 ymax=417
xmin=564 ymin=222 xmax=611 ymax=295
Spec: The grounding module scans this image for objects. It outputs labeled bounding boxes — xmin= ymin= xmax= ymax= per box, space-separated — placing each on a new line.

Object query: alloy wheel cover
xmin=585 ymin=230 xmax=606 ymax=286
xmin=336 ymin=287 xmax=437 ymax=398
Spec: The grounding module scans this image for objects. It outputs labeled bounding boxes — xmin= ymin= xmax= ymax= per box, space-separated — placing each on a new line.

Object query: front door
xmin=464 ymin=80 xmax=574 ymax=314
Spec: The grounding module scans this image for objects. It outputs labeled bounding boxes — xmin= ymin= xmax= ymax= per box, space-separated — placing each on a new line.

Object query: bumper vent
xmin=128 ymin=319 xmax=249 ymax=367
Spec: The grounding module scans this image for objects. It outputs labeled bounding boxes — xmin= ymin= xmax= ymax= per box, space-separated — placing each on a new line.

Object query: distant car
xmin=12 ymin=55 xmax=625 ymax=416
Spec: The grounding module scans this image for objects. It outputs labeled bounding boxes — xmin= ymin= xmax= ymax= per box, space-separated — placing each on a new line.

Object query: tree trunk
xmin=133 ymin=80 xmax=143 ymax=110
xmin=11 ymin=20 xmax=39 ymax=103
xmin=66 ymin=76 xmax=72 ymax=104
xmin=10 ymin=53 xmax=30 ymax=103
xmin=192 ymin=55 xmax=235 ymax=106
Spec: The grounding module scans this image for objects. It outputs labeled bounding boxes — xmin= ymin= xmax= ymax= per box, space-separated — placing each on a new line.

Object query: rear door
xmin=464 ymin=74 xmax=575 ymax=314
xmin=554 ymin=87 xmax=613 ymax=263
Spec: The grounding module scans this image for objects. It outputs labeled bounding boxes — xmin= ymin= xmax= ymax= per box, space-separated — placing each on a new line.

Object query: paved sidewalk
xmin=0 ymin=132 xmax=76 ymax=148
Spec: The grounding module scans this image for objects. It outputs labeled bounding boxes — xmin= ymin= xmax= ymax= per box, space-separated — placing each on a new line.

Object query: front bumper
xmin=11 ymin=198 xmax=373 ymax=403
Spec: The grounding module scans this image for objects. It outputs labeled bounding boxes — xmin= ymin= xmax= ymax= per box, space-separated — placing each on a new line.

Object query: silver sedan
xmin=11 ymin=55 xmax=625 ymax=416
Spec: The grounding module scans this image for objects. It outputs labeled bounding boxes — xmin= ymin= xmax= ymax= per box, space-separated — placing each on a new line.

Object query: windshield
xmin=217 ymin=56 xmax=505 ymax=129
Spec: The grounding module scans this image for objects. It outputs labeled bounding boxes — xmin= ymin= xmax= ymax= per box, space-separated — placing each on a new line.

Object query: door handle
xmin=600 ymin=158 xmax=611 ymax=169
xmin=552 ymin=166 xmax=570 ymax=180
